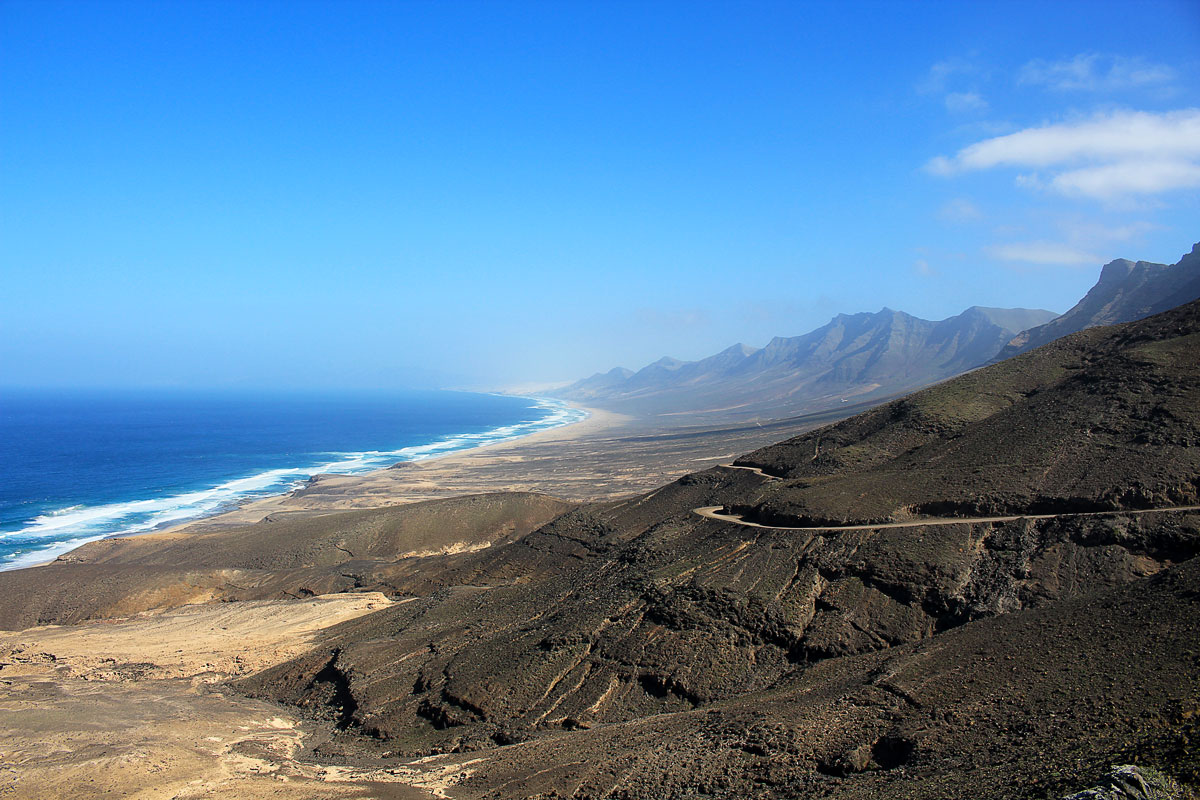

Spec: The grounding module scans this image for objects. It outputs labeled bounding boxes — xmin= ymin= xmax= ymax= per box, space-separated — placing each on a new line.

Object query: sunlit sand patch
xmin=0 ymin=593 xmax=473 ymax=799
xmin=0 ymin=592 xmax=395 ymax=681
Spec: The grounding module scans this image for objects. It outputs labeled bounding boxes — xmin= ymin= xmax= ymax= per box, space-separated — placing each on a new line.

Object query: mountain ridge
xmin=231 ymin=297 xmax=1200 ymax=798
xmin=996 ymin=241 xmax=1200 ymax=359
xmin=558 ymin=304 xmax=1057 ymax=421
xmin=560 ymin=242 xmax=1200 ymax=426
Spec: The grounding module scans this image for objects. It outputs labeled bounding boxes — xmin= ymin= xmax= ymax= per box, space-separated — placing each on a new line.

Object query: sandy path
xmin=694 ymin=464 xmax=1200 ymax=530
xmin=717 ymin=463 xmax=781 ymax=480
xmin=0 ymin=594 xmax=475 ymax=799
xmin=694 ymin=503 xmax=1200 ymax=531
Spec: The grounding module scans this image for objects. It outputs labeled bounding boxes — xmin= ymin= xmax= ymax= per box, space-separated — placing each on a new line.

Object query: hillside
xmin=559 ymin=305 xmax=1057 ymax=422
xmin=0 ymin=492 xmax=573 ymax=629
xmin=734 ymin=297 xmax=1200 ymax=527
xmin=4 ymin=301 xmax=1198 ymax=799
xmin=997 ymin=241 xmax=1200 ymax=359
xmin=226 ymin=299 xmax=1200 ymax=798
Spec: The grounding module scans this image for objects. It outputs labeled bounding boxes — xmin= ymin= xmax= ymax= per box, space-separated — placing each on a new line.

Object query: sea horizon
xmin=0 ymin=388 xmax=586 ymax=570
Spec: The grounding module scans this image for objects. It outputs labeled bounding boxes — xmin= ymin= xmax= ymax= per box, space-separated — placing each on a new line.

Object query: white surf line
xmin=693 ymin=504 xmax=1200 ymax=532
xmin=0 ymin=397 xmax=587 ymax=572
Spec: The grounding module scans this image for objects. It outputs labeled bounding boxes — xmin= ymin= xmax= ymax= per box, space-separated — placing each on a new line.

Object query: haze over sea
xmin=0 ymin=389 xmax=583 ymax=570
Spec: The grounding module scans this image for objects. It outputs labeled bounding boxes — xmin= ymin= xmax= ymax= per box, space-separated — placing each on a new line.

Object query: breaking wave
xmin=0 ymin=396 xmax=585 ymax=570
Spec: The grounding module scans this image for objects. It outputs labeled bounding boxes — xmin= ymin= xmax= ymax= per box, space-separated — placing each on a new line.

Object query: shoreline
xmin=135 ymin=402 xmax=627 ymax=533
xmin=3 ymin=396 xmax=604 ymax=572
xmin=11 ymin=398 xmax=840 ymax=573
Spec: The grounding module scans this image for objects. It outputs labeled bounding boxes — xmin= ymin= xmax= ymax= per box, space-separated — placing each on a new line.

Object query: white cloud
xmin=926 ymin=109 xmax=1200 ymax=200
xmin=918 ymin=57 xmax=979 ymax=94
xmin=931 ymin=110 xmax=1200 ymax=172
xmin=913 ymin=258 xmax=938 ymax=277
xmin=985 ymin=241 xmax=1101 ymax=267
xmin=1057 ymin=218 xmax=1159 ymax=244
xmin=925 ymin=155 xmax=955 ymax=176
xmin=938 ymin=197 xmax=983 ymax=223
xmin=1049 ymin=160 xmax=1200 ymax=199
xmin=1019 ymin=54 xmax=1176 ymax=92
xmin=919 ymin=57 xmax=990 ymax=116
xmin=985 ymin=219 xmax=1158 ymax=272
xmin=944 ymin=91 xmax=987 ymax=113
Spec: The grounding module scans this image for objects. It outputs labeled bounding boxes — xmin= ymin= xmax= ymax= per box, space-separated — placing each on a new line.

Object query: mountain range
xmin=559 ymin=305 xmax=1056 ymax=420
xmin=560 ymin=242 xmax=1200 ymax=424
xmin=4 ymin=242 xmax=1199 ymax=799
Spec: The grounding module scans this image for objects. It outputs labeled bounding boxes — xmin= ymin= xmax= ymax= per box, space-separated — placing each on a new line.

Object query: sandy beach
xmin=160 ymin=403 xmax=825 ymax=534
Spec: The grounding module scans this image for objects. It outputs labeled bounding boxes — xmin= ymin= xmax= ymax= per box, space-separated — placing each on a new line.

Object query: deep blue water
xmin=0 ymin=389 xmax=585 ymax=570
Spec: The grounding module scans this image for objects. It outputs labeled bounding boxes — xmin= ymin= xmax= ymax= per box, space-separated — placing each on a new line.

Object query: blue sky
xmin=3 ymin=0 xmax=1199 ymax=389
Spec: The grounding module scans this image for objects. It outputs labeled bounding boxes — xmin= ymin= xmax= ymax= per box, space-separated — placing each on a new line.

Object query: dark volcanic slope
xmin=234 ymin=300 xmax=1200 ymax=798
xmin=560 ymin=305 xmax=1056 ymax=422
xmin=997 ymin=241 xmax=1200 ymax=359
xmin=735 ymin=298 xmax=1200 ymax=527
xmin=305 ymin=557 xmax=1200 ymax=800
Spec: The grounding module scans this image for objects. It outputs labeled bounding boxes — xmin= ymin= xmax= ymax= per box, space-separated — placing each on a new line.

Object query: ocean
xmin=0 ymin=389 xmax=584 ymax=570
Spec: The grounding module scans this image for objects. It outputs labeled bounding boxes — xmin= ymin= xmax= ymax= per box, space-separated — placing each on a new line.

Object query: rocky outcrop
xmin=1063 ymin=765 xmax=1189 ymax=800
xmin=997 ymin=242 xmax=1200 ymax=360
xmin=239 ymin=495 xmax=1199 ymax=751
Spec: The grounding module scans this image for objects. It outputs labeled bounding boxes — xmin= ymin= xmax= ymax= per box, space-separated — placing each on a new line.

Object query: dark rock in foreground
xmin=234 ymin=300 xmax=1200 ymax=798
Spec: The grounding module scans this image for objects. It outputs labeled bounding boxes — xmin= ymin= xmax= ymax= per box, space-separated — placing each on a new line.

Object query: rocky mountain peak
xmin=1097 ymin=258 xmax=1137 ymax=285
xmin=996 ymin=241 xmax=1199 ymax=360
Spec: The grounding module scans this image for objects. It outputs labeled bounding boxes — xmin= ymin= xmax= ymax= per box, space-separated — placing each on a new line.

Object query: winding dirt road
xmin=696 ymin=465 xmax=1200 ymax=531
xmin=693 ymin=504 xmax=1200 ymax=531
xmin=719 ymin=463 xmax=781 ymax=480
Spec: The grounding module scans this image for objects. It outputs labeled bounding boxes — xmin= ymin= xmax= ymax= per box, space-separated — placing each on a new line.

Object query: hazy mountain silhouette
xmin=560 ymin=305 xmax=1057 ymax=420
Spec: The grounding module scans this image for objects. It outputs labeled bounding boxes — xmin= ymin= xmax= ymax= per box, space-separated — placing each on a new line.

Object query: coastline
xmin=125 ymin=402 xmax=627 ymax=534
xmin=1 ymin=395 xmax=599 ymax=572
xmin=11 ymin=397 xmax=838 ymax=572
